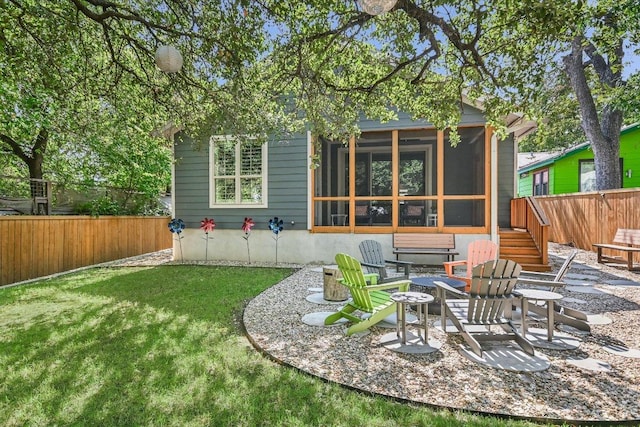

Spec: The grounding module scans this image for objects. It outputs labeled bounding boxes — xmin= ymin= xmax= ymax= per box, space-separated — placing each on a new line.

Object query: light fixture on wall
xmin=626 ymin=169 xmax=633 ymax=178
xmin=357 ymin=0 xmax=397 ymax=15
xmin=155 ymin=45 xmax=183 ymax=73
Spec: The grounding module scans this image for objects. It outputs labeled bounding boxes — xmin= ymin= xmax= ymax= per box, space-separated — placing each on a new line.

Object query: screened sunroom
xmin=312 ymin=126 xmax=490 ymax=233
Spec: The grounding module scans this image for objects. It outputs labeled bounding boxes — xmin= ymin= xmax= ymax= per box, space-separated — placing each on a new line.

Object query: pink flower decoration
xmin=200 ymin=217 xmax=216 ymax=233
xmin=242 ymin=217 xmax=255 ymax=234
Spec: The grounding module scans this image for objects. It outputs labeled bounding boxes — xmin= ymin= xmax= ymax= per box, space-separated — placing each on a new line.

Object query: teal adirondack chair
xmin=325 ymin=253 xmax=411 ymax=335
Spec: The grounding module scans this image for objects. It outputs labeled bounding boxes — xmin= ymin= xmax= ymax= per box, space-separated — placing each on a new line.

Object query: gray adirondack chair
xmin=435 ymin=259 xmax=535 ymax=357
xmin=518 ymin=250 xmax=590 ymax=332
xmin=359 ymin=239 xmax=412 ymax=283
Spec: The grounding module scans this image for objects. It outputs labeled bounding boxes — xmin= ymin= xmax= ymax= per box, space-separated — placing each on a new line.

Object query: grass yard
xmin=0 ymin=265 xmax=542 ymax=426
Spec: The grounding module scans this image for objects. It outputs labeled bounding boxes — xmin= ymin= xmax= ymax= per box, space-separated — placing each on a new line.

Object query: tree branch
xmin=0 ymin=133 xmax=30 ymax=163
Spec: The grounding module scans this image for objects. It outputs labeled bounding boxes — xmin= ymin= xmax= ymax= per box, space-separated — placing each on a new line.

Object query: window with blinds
xmin=210 ymin=136 xmax=267 ymax=207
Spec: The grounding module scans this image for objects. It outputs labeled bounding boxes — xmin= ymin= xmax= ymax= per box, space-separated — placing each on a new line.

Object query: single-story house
xmin=517 ymin=123 xmax=640 ymax=196
xmin=171 ymin=102 xmax=535 ymax=265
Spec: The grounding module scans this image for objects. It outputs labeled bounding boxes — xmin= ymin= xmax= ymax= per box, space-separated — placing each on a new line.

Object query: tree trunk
xmin=563 ymin=36 xmax=623 ymax=190
xmin=27 ymin=127 xmax=48 ymax=181
xmin=0 ymin=127 xmax=48 ymax=196
xmin=592 ymin=106 xmax=623 ymax=190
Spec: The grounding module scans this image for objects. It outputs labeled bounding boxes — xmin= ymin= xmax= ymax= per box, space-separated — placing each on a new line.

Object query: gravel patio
xmin=241 ymin=243 xmax=640 ymax=425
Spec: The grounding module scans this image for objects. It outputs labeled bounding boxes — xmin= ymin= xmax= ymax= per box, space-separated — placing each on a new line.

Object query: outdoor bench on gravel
xmin=392 ymin=233 xmax=458 ymax=263
xmin=592 ymin=228 xmax=640 ymax=271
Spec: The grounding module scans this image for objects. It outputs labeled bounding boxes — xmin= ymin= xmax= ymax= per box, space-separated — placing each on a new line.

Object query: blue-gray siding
xmin=174 ymin=131 xmax=309 ymax=230
xmin=174 ymin=103 xmax=512 ymax=230
xmin=497 ymin=136 xmax=515 ymax=227
xmin=357 ymin=105 xmax=486 ymax=131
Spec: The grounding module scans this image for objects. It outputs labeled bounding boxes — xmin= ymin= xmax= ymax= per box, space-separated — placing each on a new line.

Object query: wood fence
xmin=525 ymin=188 xmax=640 ymax=264
xmin=0 ymin=216 xmax=171 ymax=287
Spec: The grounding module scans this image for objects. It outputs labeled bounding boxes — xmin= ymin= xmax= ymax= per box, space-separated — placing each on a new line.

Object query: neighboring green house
xmin=517 ymin=123 xmax=640 ymax=196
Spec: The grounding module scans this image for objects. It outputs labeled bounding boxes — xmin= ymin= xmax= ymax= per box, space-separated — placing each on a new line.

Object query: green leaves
xmin=1 ymin=0 xmax=638 ymax=194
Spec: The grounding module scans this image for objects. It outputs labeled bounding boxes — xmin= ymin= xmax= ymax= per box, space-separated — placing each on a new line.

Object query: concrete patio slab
xmin=523 ymin=327 xmax=581 ymax=350
xmin=301 ymin=311 xmax=347 ymax=326
xmin=305 ymin=292 xmax=350 ymax=304
xmin=565 ymin=285 xmax=613 ymax=294
xmin=602 ymin=279 xmax=640 ymax=287
xmin=380 ymin=331 xmax=442 ymax=354
xmin=565 ymin=357 xmax=612 ymax=372
xmin=564 ymin=278 xmax=596 ymax=286
xmin=562 ymin=297 xmax=588 ymax=304
xmin=565 ymin=273 xmax=601 ymax=281
xmin=602 ymin=344 xmax=640 ymax=358
xmin=584 ymin=313 xmax=613 ymax=325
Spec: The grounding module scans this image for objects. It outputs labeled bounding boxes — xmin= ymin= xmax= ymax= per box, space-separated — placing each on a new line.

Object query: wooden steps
xmin=499 ymin=229 xmax=551 ymax=272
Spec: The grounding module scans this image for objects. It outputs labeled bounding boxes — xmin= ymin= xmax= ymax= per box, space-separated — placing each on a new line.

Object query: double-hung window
xmin=533 ymin=169 xmax=549 ymax=195
xmin=579 ymin=160 xmax=596 ymax=192
xmin=579 ymin=158 xmax=623 ymax=192
xmin=209 ymin=136 xmax=267 ymax=208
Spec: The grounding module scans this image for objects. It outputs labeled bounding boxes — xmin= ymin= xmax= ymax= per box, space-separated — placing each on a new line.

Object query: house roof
xmin=461 ymin=94 xmax=537 ymax=140
xmin=505 ymin=112 xmax=537 ymax=140
xmin=517 ymin=122 xmax=640 ymax=173
xmin=518 ymin=151 xmax=563 ymax=170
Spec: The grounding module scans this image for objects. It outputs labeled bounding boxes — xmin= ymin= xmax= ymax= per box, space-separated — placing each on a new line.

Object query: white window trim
xmin=533 ymin=169 xmax=549 ymax=196
xmin=209 ymin=135 xmax=268 ymax=208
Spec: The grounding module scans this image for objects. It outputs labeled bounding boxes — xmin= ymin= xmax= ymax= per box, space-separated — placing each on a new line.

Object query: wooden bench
xmin=592 ymin=229 xmax=640 ymax=271
xmin=393 ymin=233 xmax=458 ymax=263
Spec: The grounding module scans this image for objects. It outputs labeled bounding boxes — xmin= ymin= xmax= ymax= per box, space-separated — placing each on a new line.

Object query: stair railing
xmin=510 ymin=197 xmax=550 ymax=266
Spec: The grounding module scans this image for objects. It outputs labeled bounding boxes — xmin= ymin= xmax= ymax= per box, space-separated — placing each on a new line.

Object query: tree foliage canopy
xmin=1 ymin=0 xmax=639 ymax=196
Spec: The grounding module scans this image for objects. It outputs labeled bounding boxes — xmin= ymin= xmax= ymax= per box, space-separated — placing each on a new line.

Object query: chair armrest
xmin=384 ymin=259 xmax=412 ymax=276
xmin=433 ymin=280 xmax=467 ymax=298
xmin=517 ymin=278 xmax=565 ymax=288
xmin=361 ymin=261 xmax=382 ymax=268
xmin=340 ymin=273 xmax=380 ymax=286
xmin=358 ymin=262 xmax=384 ymax=283
xmin=364 ymin=273 xmax=379 ymax=285
xmin=365 ymin=279 xmax=411 ymax=292
xmin=384 ymin=259 xmax=413 ymax=266
xmin=520 ymin=270 xmax=557 ymax=278
xmin=443 ymin=260 xmax=467 ymax=277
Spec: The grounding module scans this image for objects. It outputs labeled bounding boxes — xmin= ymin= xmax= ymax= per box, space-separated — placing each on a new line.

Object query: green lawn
xmin=0 ymin=265 xmax=543 ymax=426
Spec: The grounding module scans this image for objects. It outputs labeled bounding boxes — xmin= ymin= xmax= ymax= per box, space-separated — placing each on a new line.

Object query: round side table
xmin=390 ymin=291 xmax=435 ymax=345
xmin=516 ymin=289 xmax=563 ymax=341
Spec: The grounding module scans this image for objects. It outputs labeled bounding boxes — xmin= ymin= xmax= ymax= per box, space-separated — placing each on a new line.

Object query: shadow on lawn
xmin=4 ymin=266 xmax=405 ymax=426
xmin=78 ymin=265 xmax=293 ymax=322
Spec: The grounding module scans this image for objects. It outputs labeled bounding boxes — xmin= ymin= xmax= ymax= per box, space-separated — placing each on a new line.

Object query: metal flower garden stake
xmin=200 ymin=217 xmax=216 ymax=261
xmin=268 ymin=217 xmax=284 ymax=265
xmin=168 ymin=218 xmax=185 ymax=263
xmin=242 ymin=217 xmax=255 ymax=264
